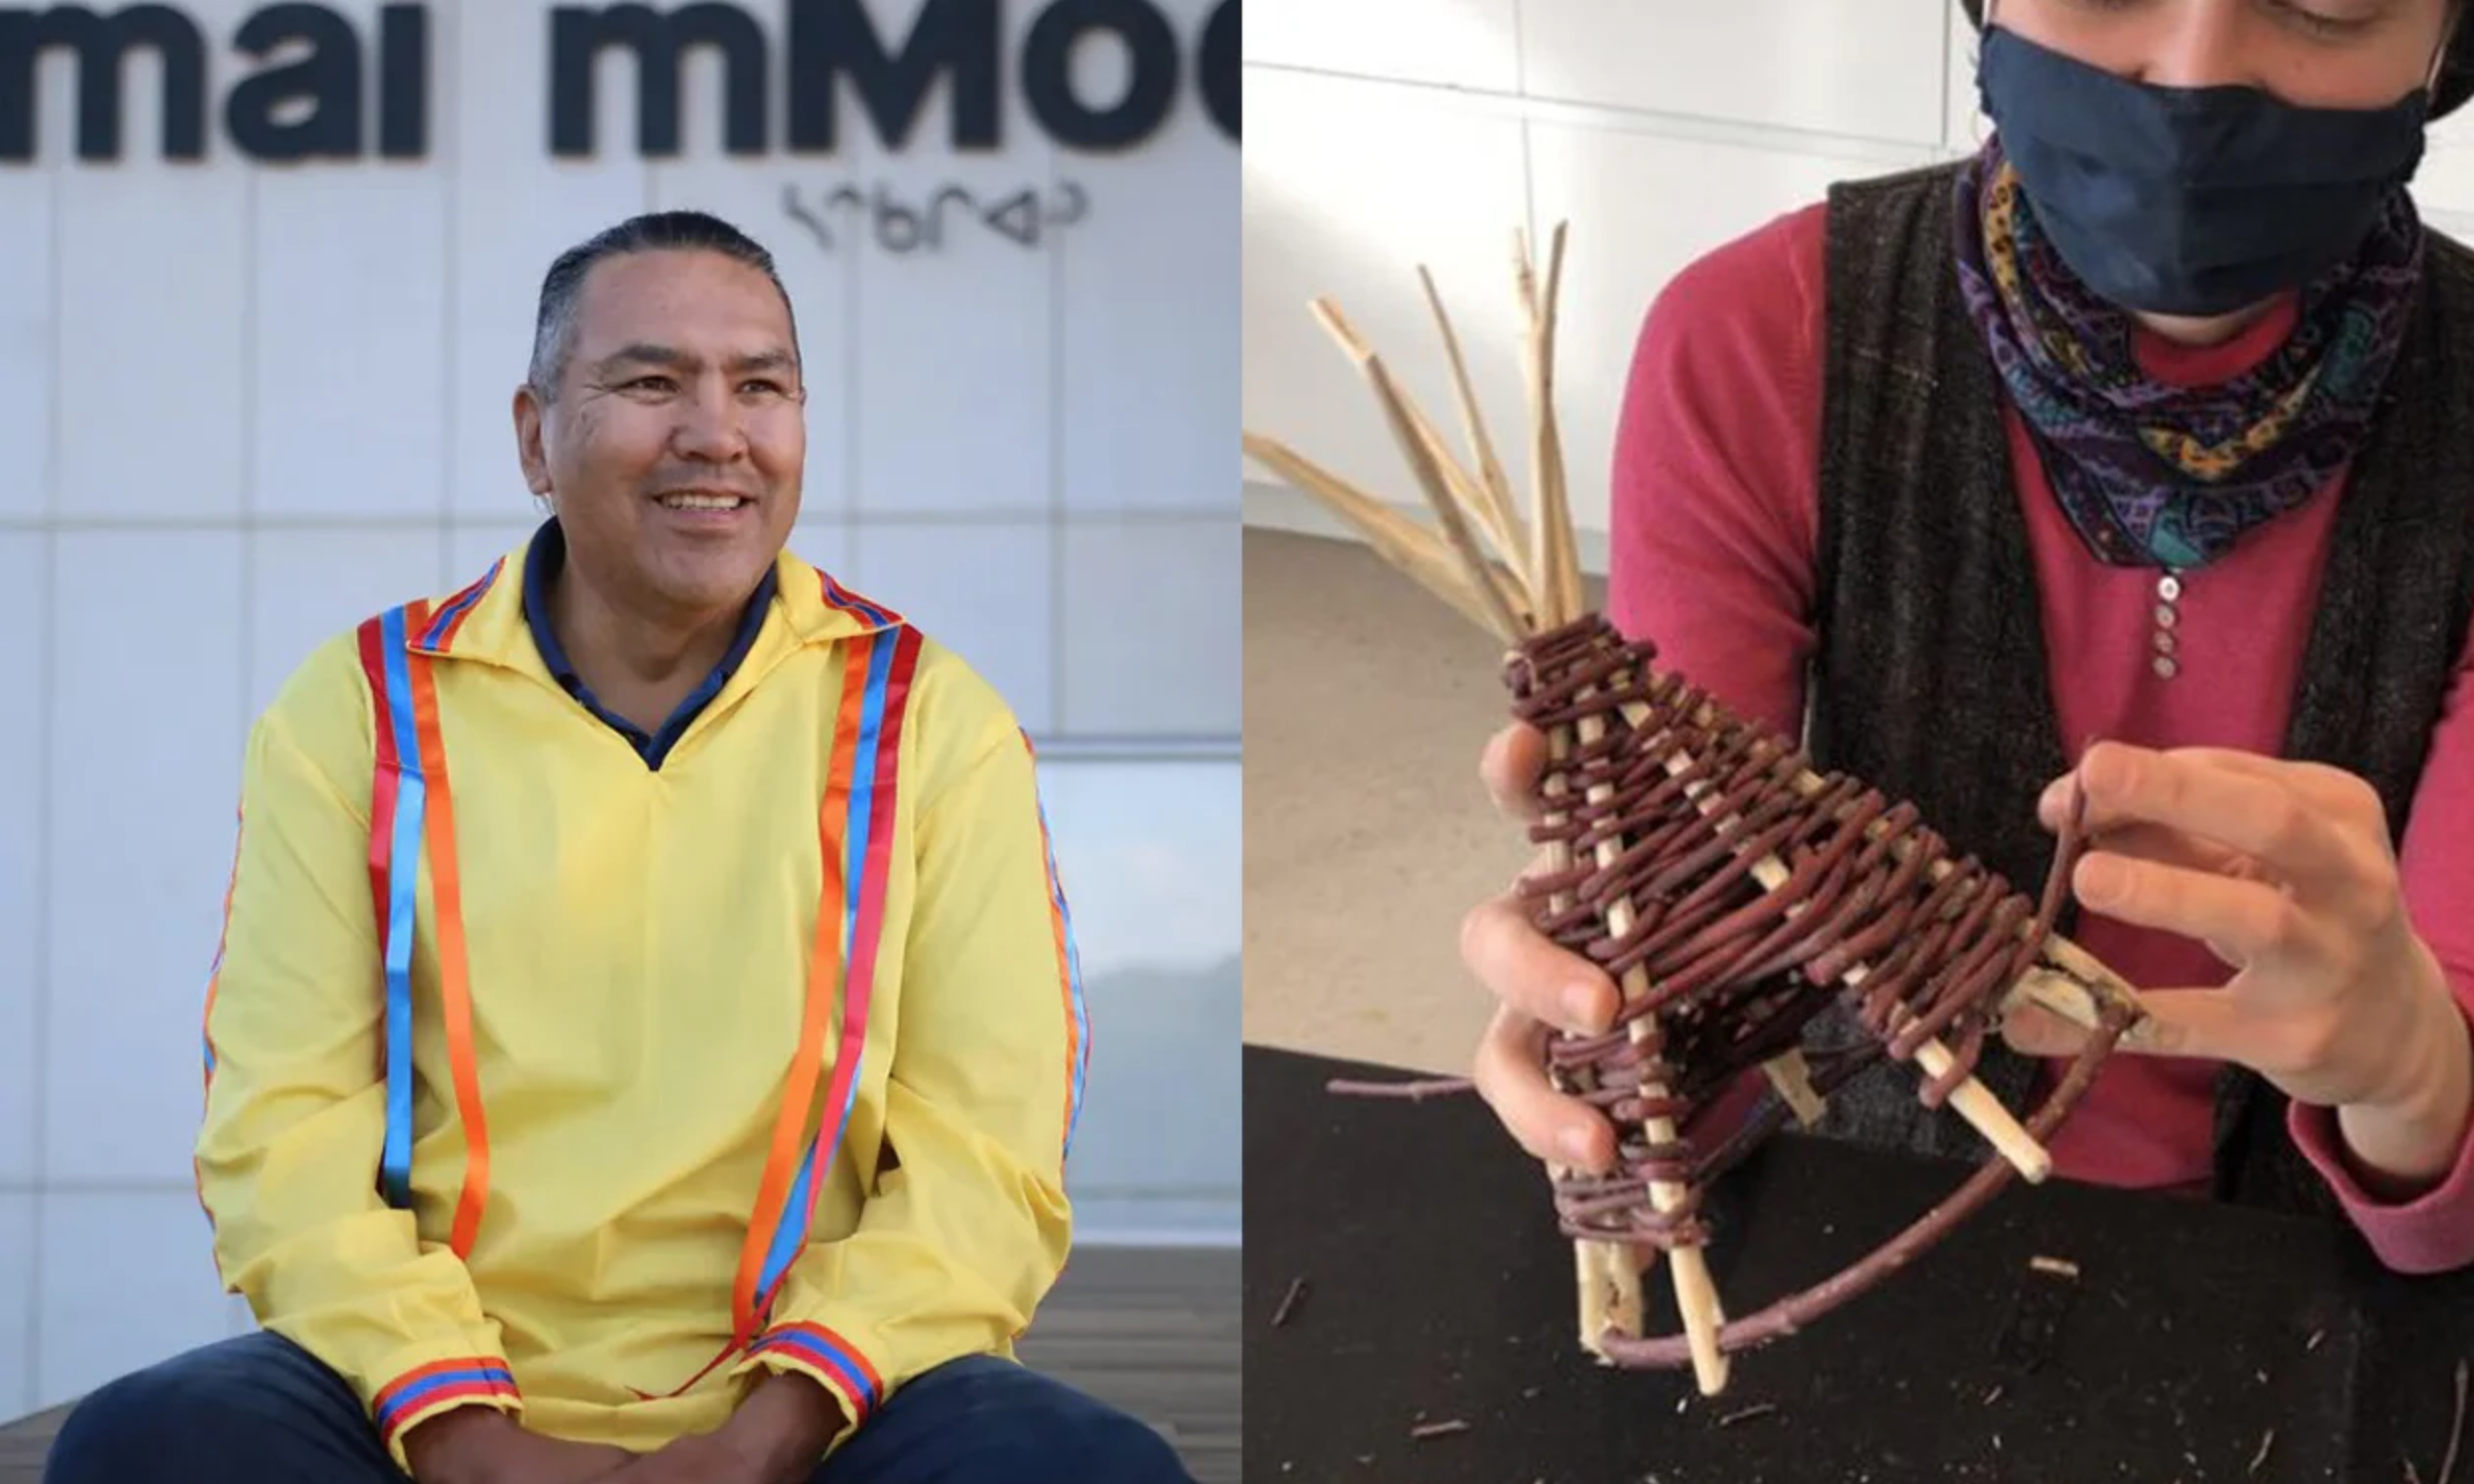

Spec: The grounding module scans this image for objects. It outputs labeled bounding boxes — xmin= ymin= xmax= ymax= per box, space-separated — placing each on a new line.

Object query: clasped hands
xmin=405 ymin=1371 xmax=840 ymax=1484
xmin=1464 ymin=728 xmax=2472 ymax=1190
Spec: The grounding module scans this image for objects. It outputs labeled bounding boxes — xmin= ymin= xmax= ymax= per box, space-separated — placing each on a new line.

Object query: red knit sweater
xmin=1605 ymin=202 xmax=2474 ymax=1273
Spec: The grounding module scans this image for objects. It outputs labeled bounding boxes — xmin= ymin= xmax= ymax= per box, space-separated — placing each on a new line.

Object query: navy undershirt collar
xmin=520 ymin=517 xmax=777 ymax=770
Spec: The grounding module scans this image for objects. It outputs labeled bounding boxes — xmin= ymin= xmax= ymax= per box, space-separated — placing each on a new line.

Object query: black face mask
xmin=1975 ymin=24 xmax=2430 ymax=316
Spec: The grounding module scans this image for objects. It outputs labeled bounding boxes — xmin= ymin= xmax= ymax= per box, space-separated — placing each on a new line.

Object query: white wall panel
xmin=1059 ymin=98 xmax=1235 ymax=512
xmin=248 ymin=529 xmax=449 ymax=716
xmin=46 ymin=532 xmax=244 ymax=1186
xmin=448 ymin=0 xmax=651 ymax=521
xmin=1241 ymin=0 xmax=1521 ymax=93
xmin=54 ymin=168 xmax=251 ymax=523
xmin=786 ymin=515 xmax=854 ymax=584
xmin=253 ymin=166 xmax=451 ymax=522
xmin=1946 ymin=0 xmax=1989 ymax=155
xmin=36 ymin=1195 xmax=230 ymax=1410
xmin=449 ymin=520 xmax=544 ymax=589
xmin=2412 ymin=99 xmax=2474 ymax=218
xmin=0 ymin=538 xmax=39 ymax=1187
xmin=1240 ymin=69 xmax=1531 ymax=520
xmin=852 ymin=2 xmax=1056 ymax=516
xmin=0 ymin=171 xmax=49 ymax=524
xmin=1525 ymin=123 xmax=1901 ymax=537
xmin=1522 ymin=0 xmax=1948 ymax=146
xmin=41 ymin=0 xmax=256 ymax=522
xmin=246 ymin=0 xmax=451 ymax=523
xmin=0 ymin=1198 xmax=29 ymax=1417
xmin=854 ymin=522 xmax=1054 ymax=733
xmin=1060 ymin=521 xmax=1237 ymax=736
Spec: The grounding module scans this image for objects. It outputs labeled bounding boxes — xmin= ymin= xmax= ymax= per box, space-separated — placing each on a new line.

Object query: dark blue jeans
xmin=42 ymin=1330 xmax=1190 ymax=1483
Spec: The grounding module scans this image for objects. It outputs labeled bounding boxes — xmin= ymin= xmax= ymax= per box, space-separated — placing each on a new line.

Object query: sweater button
xmin=2153 ymin=654 xmax=2179 ymax=680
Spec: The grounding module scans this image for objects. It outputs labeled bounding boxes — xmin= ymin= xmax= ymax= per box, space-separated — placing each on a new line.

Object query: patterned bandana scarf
xmin=1951 ymin=138 xmax=2425 ymax=570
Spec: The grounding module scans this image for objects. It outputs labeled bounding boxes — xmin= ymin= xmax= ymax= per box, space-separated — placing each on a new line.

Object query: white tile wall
xmin=0 ymin=172 xmax=48 ymax=524
xmin=36 ymin=1195 xmax=230 ymax=1411
xmin=1524 ymin=122 xmax=1889 ymax=537
xmin=1059 ymin=98 xmax=1236 ymax=513
xmin=54 ymin=167 xmax=253 ymax=523
xmin=1240 ymin=67 xmax=1532 ymax=518
xmin=0 ymin=1198 xmax=29 ymax=1418
xmin=248 ymin=531 xmax=451 ymax=716
xmin=252 ymin=168 xmax=452 ymax=523
xmin=1060 ymin=522 xmax=1239 ymax=736
xmin=1243 ymin=0 xmax=2474 ymax=556
xmin=1520 ymin=0 xmax=1949 ymax=145
xmin=850 ymin=39 xmax=1058 ymax=517
xmin=0 ymin=538 xmax=39 ymax=1187
xmin=855 ymin=522 xmax=1056 ymax=733
xmin=46 ymin=533 xmax=246 ymax=1188
xmin=447 ymin=522 xmax=543 ymax=589
xmin=1 ymin=0 xmax=1233 ymax=1416
xmin=786 ymin=516 xmax=855 ymax=584
xmin=446 ymin=0 xmax=652 ymax=519
xmin=1240 ymin=0 xmax=1522 ymax=92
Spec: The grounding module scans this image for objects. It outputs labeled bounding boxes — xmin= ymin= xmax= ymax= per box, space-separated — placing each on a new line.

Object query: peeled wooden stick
xmin=1516 ymin=225 xmax=1586 ymax=626
xmin=1415 ymin=264 xmax=1525 ymax=561
xmin=1760 ymin=1048 xmax=1828 ymax=1128
xmin=1572 ymin=708 xmax=1731 ymax=1394
xmin=1524 ymin=429 xmax=1725 ymax=1391
xmin=1537 ymin=726 xmax=1641 ymax=1363
xmin=1357 ymin=353 xmax=1525 ymax=641
xmin=1241 ymin=432 xmax=1522 ymax=640
xmin=1311 ymin=299 xmax=1533 ymax=627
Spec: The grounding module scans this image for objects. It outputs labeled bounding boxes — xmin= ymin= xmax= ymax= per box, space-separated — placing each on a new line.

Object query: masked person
xmin=1457 ymin=0 xmax=2474 ymax=1275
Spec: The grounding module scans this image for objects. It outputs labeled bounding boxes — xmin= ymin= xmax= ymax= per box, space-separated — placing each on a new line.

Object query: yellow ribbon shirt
xmin=192 ymin=533 xmax=1088 ymax=1468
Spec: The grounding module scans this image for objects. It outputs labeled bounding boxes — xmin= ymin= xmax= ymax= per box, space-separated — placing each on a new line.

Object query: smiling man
xmin=42 ymin=212 xmax=1184 ymax=1484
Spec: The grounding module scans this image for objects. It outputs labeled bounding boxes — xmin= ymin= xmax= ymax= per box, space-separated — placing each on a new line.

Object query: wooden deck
xmin=0 ymin=1244 xmax=1236 ymax=1482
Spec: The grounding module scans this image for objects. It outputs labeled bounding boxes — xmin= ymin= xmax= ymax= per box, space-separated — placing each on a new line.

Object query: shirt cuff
xmin=2287 ymin=1009 xmax=2474 ymax=1276
xmin=369 ymin=1348 xmax=524 ymax=1471
xmin=728 ymin=1320 xmax=886 ymax=1444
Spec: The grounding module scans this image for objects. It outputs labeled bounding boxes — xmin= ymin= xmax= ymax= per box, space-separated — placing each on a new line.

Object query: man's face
xmin=517 ymin=248 xmax=805 ymax=622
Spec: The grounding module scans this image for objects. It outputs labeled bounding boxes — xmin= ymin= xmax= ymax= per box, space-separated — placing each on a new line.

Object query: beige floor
xmin=1242 ymin=526 xmax=1609 ymax=1076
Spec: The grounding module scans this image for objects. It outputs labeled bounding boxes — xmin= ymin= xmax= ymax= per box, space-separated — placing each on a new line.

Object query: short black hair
xmin=528 ymin=209 xmax=801 ymax=400
xmin=1958 ymin=0 xmax=2474 ymax=119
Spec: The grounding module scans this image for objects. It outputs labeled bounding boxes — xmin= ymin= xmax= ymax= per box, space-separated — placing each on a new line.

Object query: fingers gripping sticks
xmin=1243 ymin=222 xmax=2151 ymax=1391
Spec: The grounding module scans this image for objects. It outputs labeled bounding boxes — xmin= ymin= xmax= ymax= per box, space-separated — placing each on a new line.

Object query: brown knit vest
xmin=1800 ymin=161 xmax=2474 ymax=1214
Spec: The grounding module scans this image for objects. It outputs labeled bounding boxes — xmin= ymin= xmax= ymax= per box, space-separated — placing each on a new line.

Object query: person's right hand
xmin=1462 ymin=721 xmax=1626 ymax=1175
xmin=402 ymin=1408 xmax=638 ymax=1484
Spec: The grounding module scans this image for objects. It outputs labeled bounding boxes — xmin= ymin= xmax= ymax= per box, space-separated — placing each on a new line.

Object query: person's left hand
xmin=599 ymin=1431 xmax=766 ymax=1484
xmin=603 ymin=1373 xmax=842 ymax=1484
xmin=2000 ymin=741 xmax=2463 ymax=1122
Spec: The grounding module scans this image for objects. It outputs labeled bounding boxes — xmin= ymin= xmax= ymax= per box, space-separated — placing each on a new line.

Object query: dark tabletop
xmin=1244 ymin=1043 xmax=2474 ymax=1484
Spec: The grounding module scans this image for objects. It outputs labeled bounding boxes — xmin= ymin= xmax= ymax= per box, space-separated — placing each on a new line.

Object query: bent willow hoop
xmin=1242 ymin=221 xmax=2149 ymax=1395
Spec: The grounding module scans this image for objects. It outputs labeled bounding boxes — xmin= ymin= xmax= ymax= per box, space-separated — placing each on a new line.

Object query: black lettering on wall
xmin=1021 ymin=0 xmax=1175 ymax=152
xmin=787 ymin=0 xmax=998 ymax=154
xmin=782 ymin=177 xmax=1087 ymax=253
xmin=550 ymin=2 xmax=767 ymax=158
xmin=378 ymin=3 xmax=427 ymax=158
xmin=1200 ymin=0 xmax=1234 ymax=140
xmin=0 ymin=4 xmax=208 ymax=162
xmin=225 ymin=3 xmax=360 ymax=162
